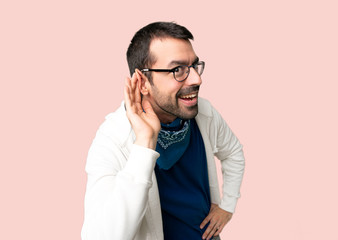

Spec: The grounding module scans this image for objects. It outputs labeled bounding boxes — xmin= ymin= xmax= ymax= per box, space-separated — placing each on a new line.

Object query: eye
xmin=173 ymin=66 xmax=181 ymax=73
xmin=176 ymin=66 xmax=188 ymax=77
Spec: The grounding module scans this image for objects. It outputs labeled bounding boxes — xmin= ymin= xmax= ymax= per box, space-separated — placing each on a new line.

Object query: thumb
xmin=142 ymin=99 xmax=155 ymax=114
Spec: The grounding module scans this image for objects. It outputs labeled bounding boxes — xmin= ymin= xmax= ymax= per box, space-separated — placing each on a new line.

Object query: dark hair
xmin=126 ymin=22 xmax=194 ymax=82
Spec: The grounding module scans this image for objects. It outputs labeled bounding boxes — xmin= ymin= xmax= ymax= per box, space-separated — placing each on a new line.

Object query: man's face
xmin=145 ymin=38 xmax=202 ymax=124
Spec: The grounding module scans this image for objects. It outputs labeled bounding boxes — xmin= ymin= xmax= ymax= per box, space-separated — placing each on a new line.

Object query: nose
xmin=184 ymin=67 xmax=202 ymax=86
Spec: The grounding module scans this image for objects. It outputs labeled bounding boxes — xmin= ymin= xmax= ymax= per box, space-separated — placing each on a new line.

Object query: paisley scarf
xmin=156 ymin=118 xmax=191 ymax=170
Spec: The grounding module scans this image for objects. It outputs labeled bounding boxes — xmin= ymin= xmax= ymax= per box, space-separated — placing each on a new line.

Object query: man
xmin=81 ymin=22 xmax=245 ymax=240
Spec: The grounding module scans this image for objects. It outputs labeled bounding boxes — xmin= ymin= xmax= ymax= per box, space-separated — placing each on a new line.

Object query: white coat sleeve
xmin=81 ymin=128 xmax=160 ymax=240
xmin=212 ymin=107 xmax=245 ymax=213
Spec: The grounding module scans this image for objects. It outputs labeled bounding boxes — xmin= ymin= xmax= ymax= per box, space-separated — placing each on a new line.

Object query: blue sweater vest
xmin=155 ymin=119 xmax=211 ymax=239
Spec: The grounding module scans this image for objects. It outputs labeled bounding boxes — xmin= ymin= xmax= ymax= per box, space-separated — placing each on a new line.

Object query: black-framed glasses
xmin=141 ymin=61 xmax=205 ymax=82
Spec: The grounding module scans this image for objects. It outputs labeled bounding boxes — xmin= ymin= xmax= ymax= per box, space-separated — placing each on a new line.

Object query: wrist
xmin=134 ymin=137 xmax=157 ymax=150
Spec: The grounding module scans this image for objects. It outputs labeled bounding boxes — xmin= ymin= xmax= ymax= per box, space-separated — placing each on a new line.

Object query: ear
xmin=135 ymin=69 xmax=150 ymax=95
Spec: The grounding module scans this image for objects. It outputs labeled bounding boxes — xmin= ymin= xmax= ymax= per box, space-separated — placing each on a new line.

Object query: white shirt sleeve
xmin=212 ymin=107 xmax=245 ymax=213
xmin=81 ymin=128 xmax=159 ymax=240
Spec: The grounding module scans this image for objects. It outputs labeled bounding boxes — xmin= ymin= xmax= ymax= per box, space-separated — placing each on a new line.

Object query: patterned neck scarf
xmin=156 ymin=118 xmax=191 ymax=170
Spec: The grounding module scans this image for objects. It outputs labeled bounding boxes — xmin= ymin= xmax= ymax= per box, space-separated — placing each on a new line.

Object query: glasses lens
xmin=195 ymin=62 xmax=204 ymax=76
xmin=174 ymin=66 xmax=189 ymax=81
xmin=173 ymin=62 xmax=205 ymax=81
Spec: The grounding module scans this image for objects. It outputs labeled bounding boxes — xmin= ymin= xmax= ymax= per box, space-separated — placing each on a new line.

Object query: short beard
xmin=157 ymin=101 xmax=198 ymax=120
xmin=154 ymin=85 xmax=200 ymax=121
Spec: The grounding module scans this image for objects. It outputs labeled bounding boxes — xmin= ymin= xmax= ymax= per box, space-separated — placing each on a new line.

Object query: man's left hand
xmin=200 ymin=203 xmax=233 ymax=240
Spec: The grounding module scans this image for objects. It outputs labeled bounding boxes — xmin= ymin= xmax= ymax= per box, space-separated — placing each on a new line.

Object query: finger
xmin=124 ymin=76 xmax=139 ymax=114
xmin=129 ymin=72 xmax=142 ymax=111
xmin=142 ymin=98 xmax=155 ymax=115
xmin=130 ymin=71 xmax=138 ymax=93
xmin=135 ymin=68 xmax=143 ymax=78
xmin=135 ymin=69 xmax=143 ymax=98
xmin=206 ymin=224 xmax=218 ymax=240
xmin=134 ymin=70 xmax=143 ymax=108
xmin=214 ymin=222 xmax=225 ymax=236
xmin=129 ymin=73 xmax=137 ymax=103
xmin=124 ymin=77 xmax=132 ymax=110
xmin=202 ymin=220 xmax=216 ymax=240
xmin=200 ymin=214 xmax=212 ymax=229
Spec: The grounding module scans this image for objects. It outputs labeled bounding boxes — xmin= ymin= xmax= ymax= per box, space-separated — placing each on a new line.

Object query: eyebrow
xmin=167 ymin=56 xmax=199 ymax=68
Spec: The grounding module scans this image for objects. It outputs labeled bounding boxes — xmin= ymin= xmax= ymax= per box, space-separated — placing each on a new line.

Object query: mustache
xmin=177 ymin=86 xmax=200 ymax=97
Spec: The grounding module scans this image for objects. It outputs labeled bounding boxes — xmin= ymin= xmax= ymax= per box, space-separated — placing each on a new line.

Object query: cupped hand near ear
xmin=124 ymin=70 xmax=160 ymax=150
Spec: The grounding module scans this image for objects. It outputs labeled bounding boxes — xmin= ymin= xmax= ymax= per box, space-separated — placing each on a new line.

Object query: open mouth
xmin=179 ymin=93 xmax=197 ymax=101
xmin=178 ymin=92 xmax=198 ymax=107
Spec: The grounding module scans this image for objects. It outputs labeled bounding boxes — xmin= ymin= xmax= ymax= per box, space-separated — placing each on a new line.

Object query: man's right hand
xmin=124 ymin=70 xmax=160 ymax=150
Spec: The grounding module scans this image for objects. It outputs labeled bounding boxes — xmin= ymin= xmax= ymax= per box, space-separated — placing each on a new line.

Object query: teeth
xmin=180 ymin=93 xmax=197 ymax=99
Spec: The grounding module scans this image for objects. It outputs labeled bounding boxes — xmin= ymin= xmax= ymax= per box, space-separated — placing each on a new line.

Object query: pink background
xmin=1 ymin=0 xmax=337 ymax=239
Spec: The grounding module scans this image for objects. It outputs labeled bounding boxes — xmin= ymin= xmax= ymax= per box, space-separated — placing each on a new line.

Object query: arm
xmin=213 ymin=107 xmax=245 ymax=213
xmin=82 ymin=140 xmax=159 ymax=240
xmin=81 ymin=71 xmax=160 ymax=240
